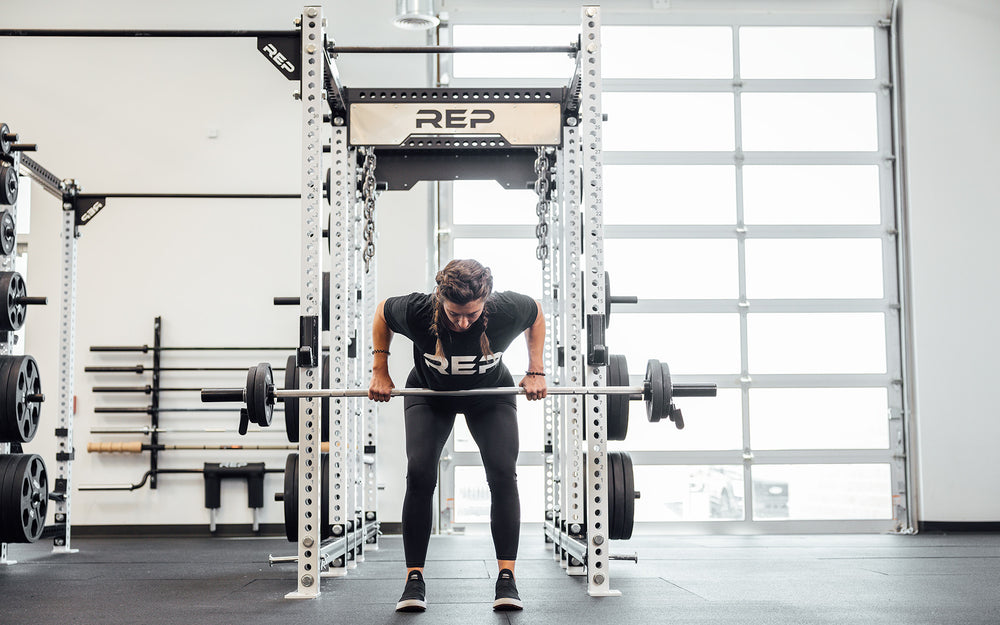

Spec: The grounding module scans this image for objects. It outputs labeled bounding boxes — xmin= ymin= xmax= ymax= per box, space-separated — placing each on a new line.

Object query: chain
xmin=533 ymin=147 xmax=552 ymax=262
xmin=361 ymin=147 xmax=378 ymax=273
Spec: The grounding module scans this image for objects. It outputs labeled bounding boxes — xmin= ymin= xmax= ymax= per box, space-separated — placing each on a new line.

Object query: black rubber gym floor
xmin=2 ymin=526 xmax=999 ymax=624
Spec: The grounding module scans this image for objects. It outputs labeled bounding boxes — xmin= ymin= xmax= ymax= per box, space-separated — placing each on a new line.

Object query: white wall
xmin=4 ymin=0 xmax=999 ymax=530
xmin=3 ymin=0 xmax=432 ymax=527
xmin=898 ymin=0 xmax=1000 ymax=522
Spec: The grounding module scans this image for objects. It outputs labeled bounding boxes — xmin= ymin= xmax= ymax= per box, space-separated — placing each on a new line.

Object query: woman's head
xmin=431 ymin=259 xmax=494 ymax=357
xmin=434 ymin=258 xmax=493 ymax=307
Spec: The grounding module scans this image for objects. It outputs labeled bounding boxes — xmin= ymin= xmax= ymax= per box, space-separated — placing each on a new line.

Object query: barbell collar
xmin=25 ymin=393 xmax=44 ymax=403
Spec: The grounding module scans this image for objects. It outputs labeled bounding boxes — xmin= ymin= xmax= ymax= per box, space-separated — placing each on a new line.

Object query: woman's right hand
xmin=368 ymin=371 xmax=395 ymax=402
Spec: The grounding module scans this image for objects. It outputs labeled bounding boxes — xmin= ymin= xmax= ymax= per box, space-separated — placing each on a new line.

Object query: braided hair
xmin=430 ymin=259 xmax=494 ymax=361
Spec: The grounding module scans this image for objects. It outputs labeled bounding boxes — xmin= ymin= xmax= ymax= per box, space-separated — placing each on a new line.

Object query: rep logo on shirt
xmin=423 ymin=352 xmax=504 ymax=375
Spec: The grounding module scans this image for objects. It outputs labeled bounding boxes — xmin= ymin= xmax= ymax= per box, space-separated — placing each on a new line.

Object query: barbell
xmin=200 ymin=357 xmax=716 ymax=437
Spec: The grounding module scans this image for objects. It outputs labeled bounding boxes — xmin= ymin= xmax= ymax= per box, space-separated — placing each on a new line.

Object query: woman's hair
xmin=430 ymin=259 xmax=494 ymax=360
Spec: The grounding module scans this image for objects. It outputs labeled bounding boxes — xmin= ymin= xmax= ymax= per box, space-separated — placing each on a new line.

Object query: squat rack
xmin=282 ymin=4 xmax=618 ymax=599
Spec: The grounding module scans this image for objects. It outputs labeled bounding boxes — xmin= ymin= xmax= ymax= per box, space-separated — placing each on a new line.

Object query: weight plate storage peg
xmin=0 ymin=453 xmax=48 ymax=543
xmin=0 ymin=355 xmax=44 ymax=444
xmin=0 ymin=165 xmax=17 ymax=206
xmin=0 ymin=210 xmax=15 ymax=256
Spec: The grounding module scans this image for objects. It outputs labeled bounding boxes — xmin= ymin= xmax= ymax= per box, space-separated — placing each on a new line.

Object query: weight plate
xmin=320 ymin=453 xmax=331 ymax=540
xmin=0 ymin=165 xmax=17 ymax=206
xmin=322 ymin=271 xmax=330 ymax=332
xmin=245 ymin=365 xmax=260 ymax=430
xmin=607 ymin=353 xmax=629 ymax=441
xmin=0 ymin=271 xmax=27 ymax=332
xmin=604 ymin=271 xmax=612 ymax=328
xmin=283 ymin=452 xmax=331 ymax=542
xmin=645 ymin=359 xmax=664 ymax=423
xmin=0 ymin=454 xmax=19 ymax=539
xmin=256 ymin=363 xmax=274 ymax=427
xmin=0 ymin=123 xmax=11 ymax=156
xmin=282 ymin=453 xmax=297 ymax=542
xmin=284 ymin=355 xmax=299 ymax=442
xmin=0 ymin=210 xmax=15 ymax=256
xmin=608 ymin=451 xmax=623 ymax=540
xmin=320 ymin=354 xmax=330 ymax=442
xmin=660 ymin=360 xmax=673 ymax=423
xmin=0 ymin=355 xmax=18 ymax=442
xmin=620 ymin=451 xmax=635 ymax=540
xmin=0 ymin=454 xmax=47 ymax=543
xmin=2 ymin=355 xmax=41 ymax=444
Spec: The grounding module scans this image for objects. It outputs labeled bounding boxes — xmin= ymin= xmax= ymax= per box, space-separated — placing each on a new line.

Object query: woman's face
xmin=441 ymin=297 xmax=486 ymax=332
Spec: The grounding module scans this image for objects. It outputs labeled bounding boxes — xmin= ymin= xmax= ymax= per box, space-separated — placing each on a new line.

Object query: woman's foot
xmin=395 ymin=570 xmax=427 ymax=612
xmin=493 ymin=568 xmax=523 ymax=611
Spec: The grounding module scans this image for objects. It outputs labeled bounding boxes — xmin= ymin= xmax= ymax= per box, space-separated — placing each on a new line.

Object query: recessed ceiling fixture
xmin=393 ymin=0 xmax=440 ymax=30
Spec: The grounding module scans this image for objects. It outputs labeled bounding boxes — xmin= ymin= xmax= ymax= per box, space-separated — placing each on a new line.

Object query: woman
xmin=368 ymin=259 xmax=546 ymax=612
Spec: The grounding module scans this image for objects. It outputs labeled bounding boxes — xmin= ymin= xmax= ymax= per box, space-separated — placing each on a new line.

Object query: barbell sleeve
xmin=15 ymin=296 xmax=47 ymax=305
xmin=200 ymin=389 xmax=245 ymax=402
xmin=671 ymin=384 xmax=718 ymax=397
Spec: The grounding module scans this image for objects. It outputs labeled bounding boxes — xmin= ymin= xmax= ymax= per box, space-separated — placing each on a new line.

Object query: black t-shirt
xmin=383 ymin=291 xmax=538 ymax=391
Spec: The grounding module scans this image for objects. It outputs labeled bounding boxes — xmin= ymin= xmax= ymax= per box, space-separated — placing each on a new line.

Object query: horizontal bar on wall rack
xmin=78 ymin=193 xmax=300 ymax=199
xmin=330 ymin=45 xmax=576 ymax=54
xmin=0 ymin=29 xmax=296 ymax=38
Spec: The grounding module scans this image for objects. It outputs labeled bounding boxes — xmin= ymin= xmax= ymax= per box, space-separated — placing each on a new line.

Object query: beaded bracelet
xmin=524 ymin=371 xmax=545 ymax=377
xmin=372 ymin=349 xmax=390 ymax=355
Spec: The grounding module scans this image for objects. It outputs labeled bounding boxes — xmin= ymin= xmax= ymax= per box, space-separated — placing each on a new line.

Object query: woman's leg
xmin=464 ymin=400 xmax=520 ymax=571
xmin=401 ymin=398 xmax=456 ymax=572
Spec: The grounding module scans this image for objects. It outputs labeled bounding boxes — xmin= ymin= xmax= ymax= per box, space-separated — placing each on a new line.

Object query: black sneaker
xmin=493 ymin=568 xmax=523 ymax=611
xmin=395 ymin=570 xmax=427 ymax=612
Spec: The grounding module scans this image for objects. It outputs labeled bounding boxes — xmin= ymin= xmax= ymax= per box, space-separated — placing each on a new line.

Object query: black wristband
xmin=373 ymin=349 xmax=390 ymax=355
xmin=525 ymin=371 xmax=545 ymax=377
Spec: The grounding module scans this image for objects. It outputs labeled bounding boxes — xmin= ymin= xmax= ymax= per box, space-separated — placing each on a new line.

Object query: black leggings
xmin=401 ymin=374 xmax=521 ymax=567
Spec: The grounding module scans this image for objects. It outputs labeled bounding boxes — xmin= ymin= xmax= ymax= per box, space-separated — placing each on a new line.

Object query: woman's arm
xmin=519 ymin=299 xmax=547 ymax=400
xmin=369 ymin=299 xmax=395 ymax=401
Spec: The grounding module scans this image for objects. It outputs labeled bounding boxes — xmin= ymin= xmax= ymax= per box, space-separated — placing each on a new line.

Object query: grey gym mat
xmin=3 ymin=526 xmax=999 ymax=625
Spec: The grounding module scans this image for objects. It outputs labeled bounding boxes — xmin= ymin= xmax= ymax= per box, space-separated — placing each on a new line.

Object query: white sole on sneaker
xmin=492 ymin=597 xmax=524 ymax=611
xmin=395 ymin=599 xmax=427 ymax=612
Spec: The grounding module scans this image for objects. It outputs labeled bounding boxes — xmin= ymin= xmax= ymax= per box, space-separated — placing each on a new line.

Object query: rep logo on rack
xmin=415 ymin=109 xmax=496 ymax=129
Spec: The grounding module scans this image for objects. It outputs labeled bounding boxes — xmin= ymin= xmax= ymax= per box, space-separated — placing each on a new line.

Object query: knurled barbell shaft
xmin=201 ymin=383 xmax=716 ymax=403
xmin=274 ymin=385 xmax=647 ymax=399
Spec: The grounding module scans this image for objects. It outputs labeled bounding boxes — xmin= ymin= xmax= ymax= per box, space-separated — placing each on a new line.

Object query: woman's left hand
xmin=519 ymin=374 xmax=548 ymax=401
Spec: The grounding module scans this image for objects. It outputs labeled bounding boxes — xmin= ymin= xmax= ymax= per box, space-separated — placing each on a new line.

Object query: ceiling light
xmin=393 ymin=0 xmax=440 ymax=30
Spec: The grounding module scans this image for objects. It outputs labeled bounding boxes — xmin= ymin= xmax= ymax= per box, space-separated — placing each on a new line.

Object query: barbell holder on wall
xmin=94 ymin=406 xmax=283 ymax=413
xmin=93 ymin=386 xmax=206 ymax=393
xmin=86 ymin=365 xmax=287 ymax=373
xmin=87 ymin=441 xmax=334 ymax=453
xmin=90 ymin=345 xmax=294 ymax=352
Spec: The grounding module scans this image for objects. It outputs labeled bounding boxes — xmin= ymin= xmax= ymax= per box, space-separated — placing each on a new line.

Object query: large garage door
xmin=438 ymin=11 xmax=908 ymax=533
